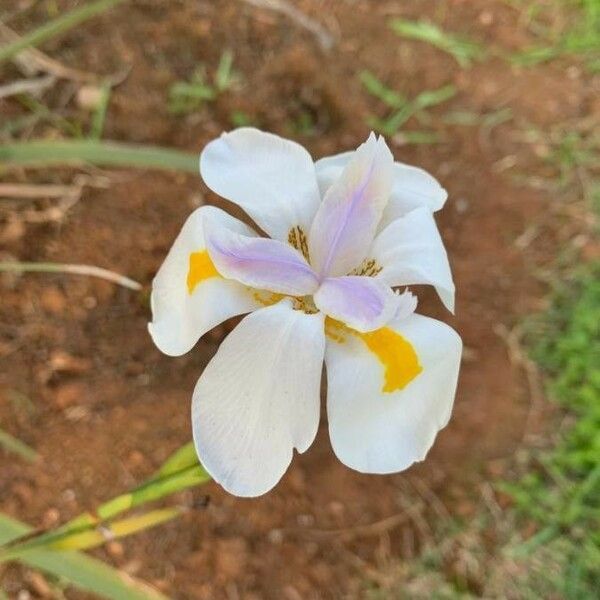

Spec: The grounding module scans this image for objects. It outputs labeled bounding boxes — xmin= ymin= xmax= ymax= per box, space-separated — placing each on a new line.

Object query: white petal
xmin=148 ymin=206 xmax=262 ymax=356
xmin=314 ymin=151 xmax=354 ymax=197
xmin=314 ymin=276 xmax=403 ymax=332
xmin=205 ymin=224 xmax=319 ymax=296
xmin=378 ymin=164 xmax=448 ymax=232
xmin=315 ymin=150 xmax=447 ymax=232
xmin=192 ymin=300 xmax=325 ymax=497
xmin=371 ymin=207 xmax=455 ymax=312
xmin=394 ymin=290 xmax=419 ymax=321
xmin=200 ymin=128 xmax=321 ymax=241
xmin=326 ymin=313 xmax=462 ymax=474
xmin=308 ymin=134 xmax=394 ymax=278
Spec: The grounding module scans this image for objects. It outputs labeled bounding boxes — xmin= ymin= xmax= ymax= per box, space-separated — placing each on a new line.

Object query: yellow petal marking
xmin=360 ymin=327 xmax=422 ymax=392
xmin=187 ymin=250 xmax=220 ymax=294
xmin=326 ymin=318 xmax=422 ymax=393
xmin=187 ymin=251 xmax=287 ymax=305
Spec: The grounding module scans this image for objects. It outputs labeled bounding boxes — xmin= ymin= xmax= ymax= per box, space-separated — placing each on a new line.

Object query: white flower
xmin=149 ymin=128 xmax=462 ymax=497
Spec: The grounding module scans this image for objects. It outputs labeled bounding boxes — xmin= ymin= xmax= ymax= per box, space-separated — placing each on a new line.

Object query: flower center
xmin=292 ymin=295 xmax=319 ymax=314
xmin=349 ymin=258 xmax=383 ymax=277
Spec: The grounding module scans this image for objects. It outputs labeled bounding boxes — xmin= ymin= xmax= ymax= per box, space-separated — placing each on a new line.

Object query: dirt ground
xmin=0 ymin=0 xmax=596 ymax=598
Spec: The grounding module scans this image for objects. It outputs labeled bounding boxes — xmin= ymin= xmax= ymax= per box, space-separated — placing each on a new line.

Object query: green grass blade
xmin=0 ymin=513 xmax=169 ymax=600
xmin=0 ymin=0 xmax=125 ymax=65
xmin=0 ymin=140 xmax=198 ymax=173
xmin=51 ymin=508 xmax=182 ymax=551
xmin=443 ymin=107 xmax=513 ymax=129
xmin=96 ymin=442 xmax=209 ymax=521
xmin=0 ymin=428 xmax=38 ymax=463
xmin=481 ymin=107 xmax=513 ymax=129
xmin=413 ymin=84 xmax=456 ymax=110
xmin=1 ymin=465 xmax=208 ymax=555
xmin=1 ymin=443 xmax=210 ymax=556
xmin=390 ymin=19 xmax=485 ymax=68
xmin=386 ymin=106 xmax=415 ymax=130
xmin=1 ymin=508 xmax=182 ymax=559
xmin=89 ymin=82 xmax=112 ymax=140
xmin=359 ymin=70 xmax=408 ymax=109
xmin=361 ymin=73 xmax=454 ymax=136
xmin=215 ymin=49 xmax=235 ymax=92
xmin=397 ymin=131 xmax=441 ymax=145
xmin=508 ymin=46 xmax=560 ymax=67
xmin=98 ymin=462 xmax=210 ymax=521
xmin=168 ymin=74 xmax=216 ymax=115
xmin=16 ymin=95 xmax=83 ymax=138
xmin=510 ymin=524 xmax=561 ymax=557
xmin=230 ymin=110 xmax=254 ymax=127
xmin=154 ymin=442 xmax=199 ymax=477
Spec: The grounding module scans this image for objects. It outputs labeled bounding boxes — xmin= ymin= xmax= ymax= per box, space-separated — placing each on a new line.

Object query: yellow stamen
xmin=326 ymin=318 xmax=422 ymax=393
xmin=253 ymin=290 xmax=286 ymax=306
xmin=287 ymin=226 xmax=310 ymax=261
xmin=187 ymin=250 xmax=219 ymax=294
xmin=349 ymin=257 xmax=383 ymax=277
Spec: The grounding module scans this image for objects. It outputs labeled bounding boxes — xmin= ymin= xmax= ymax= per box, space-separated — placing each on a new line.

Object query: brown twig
xmin=300 ymin=502 xmax=425 ymax=542
xmin=0 ymin=75 xmax=56 ymax=99
xmin=239 ymin=0 xmax=335 ymax=50
xmin=0 ymin=183 xmax=79 ymax=199
xmin=0 ymin=22 xmax=101 ymax=82
xmin=0 ymin=262 xmax=142 ymax=290
xmin=494 ymin=323 xmax=545 ymax=445
xmin=408 ymin=477 xmax=452 ymax=524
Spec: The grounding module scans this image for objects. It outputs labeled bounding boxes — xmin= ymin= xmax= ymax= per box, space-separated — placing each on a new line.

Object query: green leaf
xmin=390 ymin=19 xmax=486 ymax=68
xmin=215 ymin=49 xmax=235 ymax=92
xmin=1 ymin=442 xmax=210 ymax=557
xmin=89 ymin=81 xmax=112 ymax=140
xmin=0 ymin=427 xmax=38 ymax=463
xmin=230 ymin=110 xmax=254 ymax=127
xmin=168 ymin=73 xmax=216 ymax=115
xmin=359 ymin=71 xmax=408 ymax=109
xmin=361 ymin=74 xmax=455 ymax=137
xmin=47 ymin=508 xmax=183 ymax=552
xmin=508 ymin=46 xmax=559 ymax=67
xmin=413 ymin=85 xmax=456 ymax=110
xmin=0 ymin=140 xmax=199 ymax=173
xmin=0 ymin=513 xmax=169 ymax=600
xmin=154 ymin=441 xmax=199 ymax=477
xmin=370 ymin=107 xmax=414 ymax=136
xmin=396 ymin=131 xmax=441 ymax=145
xmin=443 ymin=107 xmax=513 ymax=129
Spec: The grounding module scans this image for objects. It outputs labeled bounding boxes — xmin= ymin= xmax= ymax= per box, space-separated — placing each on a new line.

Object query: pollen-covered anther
xmin=349 ymin=258 xmax=383 ymax=277
xmin=288 ymin=226 xmax=310 ymax=262
xmin=252 ymin=290 xmax=285 ymax=307
xmin=292 ymin=295 xmax=319 ymax=314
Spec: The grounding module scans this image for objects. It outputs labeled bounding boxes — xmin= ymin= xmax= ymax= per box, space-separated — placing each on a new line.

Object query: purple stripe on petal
xmin=205 ymin=224 xmax=319 ymax=296
xmin=308 ymin=134 xmax=394 ymax=279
